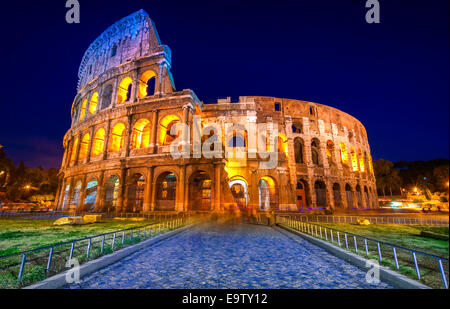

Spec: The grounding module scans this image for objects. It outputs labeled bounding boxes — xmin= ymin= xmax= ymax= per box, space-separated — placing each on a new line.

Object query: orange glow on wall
xmin=92 ymin=128 xmax=105 ymax=156
xmin=79 ymin=133 xmax=90 ymax=160
xmin=358 ymin=149 xmax=365 ymax=172
xmin=79 ymin=99 xmax=87 ymax=121
xmin=277 ymin=134 xmax=288 ymax=154
xmin=89 ymin=92 xmax=99 ymax=114
xmin=117 ymin=77 xmax=133 ymax=104
xmin=159 ymin=115 xmax=181 ymax=146
xmin=132 ymin=118 xmax=151 ymax=149
xmin=70 ymin=137 xmax=79 ymax=162
xmin=350 ymin=147 xmax=359 ymax=171
xmin=110 ymin=123 xmax=126 ymax=152
xmin=138 ymin=70 xmax=156 ymax=98
xmin=339 ymin=143 xmax=348 ymax=165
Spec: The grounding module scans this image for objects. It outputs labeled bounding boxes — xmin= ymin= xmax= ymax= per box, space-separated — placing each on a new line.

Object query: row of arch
xmin=67 ymin=114 xmax=182 ymax=165
xmin=74 ymin=70 xmax=157 ymax=123
xmin=293 ymin=137 xmax=374 ymax=173
xmin=296 ymin=180 xmax=377 ymax=209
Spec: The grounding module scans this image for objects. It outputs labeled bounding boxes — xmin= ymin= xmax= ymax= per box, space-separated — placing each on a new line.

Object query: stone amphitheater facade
xmin=55 ymin=10 xmax=378 ymax=214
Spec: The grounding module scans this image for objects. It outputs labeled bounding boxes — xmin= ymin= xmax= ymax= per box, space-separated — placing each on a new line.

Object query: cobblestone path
xmin=67 ymin=223 xmax=392 ymax=289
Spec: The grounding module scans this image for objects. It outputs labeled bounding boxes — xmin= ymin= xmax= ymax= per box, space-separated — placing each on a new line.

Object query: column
xmin=103 ymin=119 xmax=111 ymax=160
xmin=177 ymin=165 xmax=186 ymax=212
xmin=214 ymin=163 xmax=221 ymax=211
xmin=143 ymin=167 xmax=154 ymax=213
xmin=150 ymin=110 xmax=158 ymax=153
xmin=86 ymin=126 xmax=95 ymax=162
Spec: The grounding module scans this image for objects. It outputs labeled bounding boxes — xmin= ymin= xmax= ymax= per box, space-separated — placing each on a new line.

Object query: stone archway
xmin=188 ymin=171 xmax=212 ymax=211
xmin=228 ymin=177 xmax=248 ymax=210
xmin=155 ymin=172 xmax=177 ymax=211
xmin=296 ymin=179 xmax=309 ymax=209
xmin=258 ymin=176 xmax=277 ymax=211
xmin=314 ymin=180 xmax=327 ymax=207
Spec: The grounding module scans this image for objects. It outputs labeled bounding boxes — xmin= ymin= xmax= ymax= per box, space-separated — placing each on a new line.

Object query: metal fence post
xmin=69 ymin=242 xmax=75 ymax=261
xmin=344 ymin=233 xmax=348 ymax=249
xmin=330 ymin=230 xmax=334 ymax=243
xmin=412 ymin=252 xmax=421 ymax=280
xmin=46 ymin=247 xmax=54 ymax=274
xmin=337 ymin=232 xmax=341 ymax=247
xmin=392 ymin=247 xmax=399 ymax=269
xmin=377 ymin=242 xmax=382 ymax=262
xmin=18 ymin=253 xmax=27 ymax=282
xmin=438 ymin=259 xmax=448 ymax=289
xmin=364 ymin=239 xmax=369 ymax=257
xmin=101 ymin=235 xmax=105 ymax=254
xmin=122 ymin=231 xmax=125 ymax=245
xmin=112 ymin=233 xmax=116 ymax=251
xmin=353 ymin=236 xmax=358 ymax=253
xmin=86 ymin=238 xmax=92 ymax=259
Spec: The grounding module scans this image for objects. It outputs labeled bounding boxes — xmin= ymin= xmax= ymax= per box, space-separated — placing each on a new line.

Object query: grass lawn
xmin=312 ymin=223 xmax=449 ymax=289
xmin=315 ymin=223 xmax=448 ymax=258
xmin=0 ymin=217 xmax=174 ymax=288
xmin=0 ymin=218 xmax=158 ymax=257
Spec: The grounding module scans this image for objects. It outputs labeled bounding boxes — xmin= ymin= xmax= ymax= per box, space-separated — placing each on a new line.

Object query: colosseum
xmin=55 ymin=10 xmax=378 ymax=214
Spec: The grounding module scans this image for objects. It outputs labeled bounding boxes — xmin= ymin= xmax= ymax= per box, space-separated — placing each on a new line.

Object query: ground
xmin=66 ymin=223 xmax=392 ymax=289
xmin=0 ymin=218 xmax=156 ymax=257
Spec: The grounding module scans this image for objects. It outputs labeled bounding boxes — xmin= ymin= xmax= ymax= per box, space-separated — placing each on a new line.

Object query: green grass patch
xmin=0 ymin=218 xmax=158 ymax=257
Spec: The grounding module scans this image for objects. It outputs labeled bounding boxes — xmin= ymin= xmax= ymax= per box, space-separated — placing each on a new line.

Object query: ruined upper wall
xmin=77 ymin=10 xmax=163 ymax=92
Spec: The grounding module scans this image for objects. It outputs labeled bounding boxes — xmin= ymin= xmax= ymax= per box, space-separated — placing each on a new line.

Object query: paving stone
xmin=65 ymin=223 xmax=392 ymax=289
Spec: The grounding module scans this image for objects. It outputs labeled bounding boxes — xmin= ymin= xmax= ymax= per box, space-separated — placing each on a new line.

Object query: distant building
xmin=55 ymin=10 xmax=378 ymax=213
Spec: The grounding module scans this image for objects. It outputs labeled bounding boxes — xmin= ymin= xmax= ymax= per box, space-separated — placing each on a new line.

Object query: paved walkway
xmin=67 ymin=223 xmax=392 ymax=289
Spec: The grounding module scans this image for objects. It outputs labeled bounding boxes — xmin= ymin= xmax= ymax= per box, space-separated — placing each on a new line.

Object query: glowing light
xmin=159 ymin=115 xmax=181 ymax=146
xmin=117 ymin=77 xmax=133 ymax=104
xmin=339 ymin=143 xmax=348 ymax=165
xmin=138 ymin=70 xmax=156 ymax=98
xmin=79 ymin=99 xmax=87 ymax=121
xmin=92 ymin=128 xmax=105 ymax=156
xmin=132 ymin=118 xmax=151 ymax=149
xmin=110 ymin=123 xmax=126 ymax=152
xmin=89 ymin=92 xmax=99 ymax=114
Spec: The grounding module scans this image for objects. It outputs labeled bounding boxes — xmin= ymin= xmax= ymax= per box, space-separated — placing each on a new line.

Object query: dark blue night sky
xmin=0 ymin=0 xmax=448 ymax=169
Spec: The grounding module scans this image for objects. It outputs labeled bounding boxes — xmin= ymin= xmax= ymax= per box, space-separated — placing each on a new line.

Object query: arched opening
xmin=138 ymin=70 xmax=156 ymax=98
xmin=259 ymin=176 xmax=277 ymax=211
xmin=228 ymin=134 xmax=246 ymax=148
xmin=345 ymin=184 xmax=354 ymax=208
xmin=294 ymin=137 xmax=304 ymax=164
xmin=326 ymin=140 xmax=335 ymax=164
xmin=311 ymin=139 xmax=320 ymax=165
xmin=277 ymin=134 xmax=288 ymax=154
xmin=156 ymin=172 xmax=177 ymax=211
xmin=131 ymin=118 xmax=151 ymax=149
xmin=117 ymin=77 xmax=133 ymax=104
xmin=350 ymin=148 xmax=359 ymax=171
xmin=358 ymin=149 xmax=365 ymax=172
xmin=159 ymin=115 xmax=181 ymax=146
xmin=92 ymin=128 xmax=105 ymax=156
xmin=104 ymin=175 xmax=119 ymax=213
xmin=296 ymin=179 xmax=308 ymax=209
xmin=89 ymin=92 xmax=99 ymax=114
xmin=339 ymin=143 xmax=349 ymax=165
xmin=79 ymin=99 xmax=87 ymax=121
xmin=84 ymin=178 xmax=98 ymax=211
xmin=228 ymin=177 xmax=247 ymax=210
xmin=62 ymin=184 xmax=70 ymax=210
xmin=364 ymin=186 xmax=370 ymax=208
xmin=109 ymin=123 xmax=126 ymax=152
xmin=101 ymin=85 xmax=113 ymax=110
xmin=127 ymin=174 xmax=145 ymax=213
xmin=292 ymin=119 xmax=303 ymax=134
xmin=314 ymin=181 xmax=327 ymax=207
xmin=188 ymin=171 xmax=212 ymax=211
xmin=69 ymin=137 xmax=79 ymax=163
xmin=355 ymin=184 xmax=363 ymax=208
xmin=71 ymin=180 xmax=82 ymax=209
xmin=78 ymin=133 xmax=90 ymax=160
xmin=333 ymin=183 xmax=343 ymax=207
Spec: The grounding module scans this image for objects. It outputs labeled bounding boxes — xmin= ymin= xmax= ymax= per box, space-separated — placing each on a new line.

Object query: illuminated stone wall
xmin=55 ymin=10 xmax=378 ymax=214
